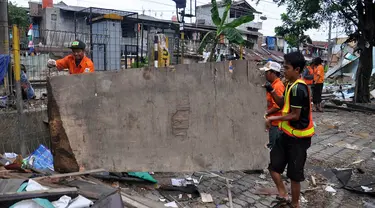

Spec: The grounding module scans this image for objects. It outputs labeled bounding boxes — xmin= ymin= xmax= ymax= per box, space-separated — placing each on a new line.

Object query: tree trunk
xmin=354 ymin=0 xmax=374 ymax=103
xmin=208 ymin=40 xmax=218 ymax=62
xmin=354 ymin=44 xmax=373 ymax=103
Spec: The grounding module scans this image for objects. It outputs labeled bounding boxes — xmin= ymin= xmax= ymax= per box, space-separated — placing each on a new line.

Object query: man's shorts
xmin=268 ymin=132 xmax=311 ymax=182
xmin=267 ymin=126 xmax=282 ymax=149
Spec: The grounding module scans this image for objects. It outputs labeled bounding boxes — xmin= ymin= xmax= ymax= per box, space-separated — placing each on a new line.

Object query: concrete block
xmin=48 ymin=60 xmax=268 ymax=172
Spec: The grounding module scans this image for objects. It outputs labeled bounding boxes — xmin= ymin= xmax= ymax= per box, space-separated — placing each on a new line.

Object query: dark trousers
xmin=313 ymin=83 xmax=323 ymax=104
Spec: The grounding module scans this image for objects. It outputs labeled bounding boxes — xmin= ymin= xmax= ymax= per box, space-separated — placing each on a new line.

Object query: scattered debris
xmin=255 ymin=180 xmax=269 ymax=185
xmin=300 ymin=195 xmax=308 ymax=203
xmin=22 ymin=144 xmax=54 ymax=173
xmin=363 ymin=200 xmax=375 ymax=208
xmin=351 ymin=159 xmax=364 ymax=165
xmin=159 ymin=198 xmax=166 ymax=202
xmin=171 ymin=178 xmax=186 ymax=187
xmin=35 ymin=169 xmax=106 ymax=180
xmin=164 ymin=201 xmax=178 ymax=208
xmin=325 ymin=186 xmax=337 ymax=193
xmin=332 ymin=168 xmax=375 ymax=196
xmin=345 ymin=144 xmax=362 ymax=150
xmin=226 ymin=179 xmax=234 ymax=208
xmin=200 ymin=193 xmax=213 ymax=203
xmin=4 ymin=153 xmax=18 ymax=159
xmin=325 ymin=143 xmax=334 ymax=147
xmin=361 ymin=186 xmax=373 ymax=192
xmin=127 ymin=172 xmax=158 ymax=183
xmin=335 ymin=142 xmax=364 ymax=151
xmin=253 ymin=187 xmax=280 ymax=195
xmin=311 ymin=176 xmax=317 ymax=186
xmin=259 ymin=174 xmax=266 ymax=179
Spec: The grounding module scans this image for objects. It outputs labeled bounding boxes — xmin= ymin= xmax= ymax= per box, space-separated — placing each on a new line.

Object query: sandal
xmin=271 ymin=196 xmax=292 ymax=208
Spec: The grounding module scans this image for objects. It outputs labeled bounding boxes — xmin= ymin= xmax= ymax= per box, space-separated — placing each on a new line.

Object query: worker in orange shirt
xmin=260 ymin=61 xmax=285 ymax=149
xmin=302 ymin=64 xmax=314 ymax=95
xmin=47 ymin=40 xmax=95 ymax=74
xmin=312 ymin=57 xmax=324 ymax=112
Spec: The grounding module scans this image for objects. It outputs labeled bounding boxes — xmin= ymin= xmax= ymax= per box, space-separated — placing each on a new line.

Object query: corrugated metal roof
xmin=197 ymin=0 xmax=261 ymax=14
xmin=243 ymin=47 xmax=284 ymax=62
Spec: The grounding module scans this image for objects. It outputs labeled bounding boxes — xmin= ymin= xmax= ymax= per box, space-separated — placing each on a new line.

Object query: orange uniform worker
xmin=260 ymin=61 xmax=285 ymax=149
xmin=302 ymin=65 xmax=314 ymax=94
xmin=312 ymin=57 xmax=324 ymax=112
xmin=47 ymin=40 xmax=94 ymax=74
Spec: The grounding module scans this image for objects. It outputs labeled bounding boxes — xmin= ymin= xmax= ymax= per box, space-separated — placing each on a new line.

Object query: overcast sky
xmin=13 ymin=0 xmax=348 ymax=41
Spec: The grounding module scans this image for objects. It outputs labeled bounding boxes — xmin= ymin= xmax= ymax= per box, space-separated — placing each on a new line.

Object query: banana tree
xmin=198 ymin=0 xmax=254 ymax=62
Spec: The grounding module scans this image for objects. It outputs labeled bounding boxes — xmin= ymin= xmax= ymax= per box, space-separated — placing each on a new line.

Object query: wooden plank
xmin=121 ymin=193 xmax=151 ymax=208
xmin=34 ymin=169 xmax=106 ymax=180
xmin=0 ymin=188 xmax=78 ymax=207
xmin=121 ymin=192 xmax=165 ymax=208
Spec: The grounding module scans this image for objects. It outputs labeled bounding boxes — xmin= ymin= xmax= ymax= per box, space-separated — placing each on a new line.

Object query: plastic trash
xmin=325 ymin=186 xmax=336 ymax=193
xmin=26 ymin=179 xmax=49 ymax=192
xmin=4 ymin=152 xmax=18 ymax=159
xmin=52 ymin=196 xmax=71 ymax=208
xmin=10 ymin=198 xmax=54 ymax=208
xmin=23 ymin=145 xmax=54 ymax=172
xmin=171 ymin=178 xmax=187 ymax=187
xmin=67 ymin=195 xmax=93 ymax=208
xmin=128 ymin=172 xmax=157 ymax=183
xmin=361 ymin=186 xmax=373 ymax=192
xmin=164 ymin=201 xmax=178 ymax=208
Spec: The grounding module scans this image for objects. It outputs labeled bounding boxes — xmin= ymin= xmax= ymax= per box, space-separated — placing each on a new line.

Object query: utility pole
xmin=327 ymin=18 xmax=332 ymax=67
xmin=0 ymin=0 xmax=9 ymax=54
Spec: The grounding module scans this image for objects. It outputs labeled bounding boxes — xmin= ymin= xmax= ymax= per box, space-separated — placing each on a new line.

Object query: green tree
xmin=275 ymin=13 xmax=317 ymax=48
xmin=199 ymin=0 xmax=254 ymax=62
xmin=8 ymin=1 xmax=29 ymax=29
xmin=274 ymin=0 xmax=374 ymax=103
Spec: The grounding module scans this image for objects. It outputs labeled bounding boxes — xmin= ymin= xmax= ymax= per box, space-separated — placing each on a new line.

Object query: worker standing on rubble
xmin=263 ymin=51 xmax=314 ymax=208
xmin=47 ymin=40 xmax=95 ymax=74
xmin=312 ymin=57 xmax=324 ymax=112
xmin=259 ymin=61 xmax=285 ymax=149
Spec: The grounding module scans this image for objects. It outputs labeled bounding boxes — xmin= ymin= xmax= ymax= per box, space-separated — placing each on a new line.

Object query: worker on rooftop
xmin=47 ymin=40 xmax=94 ymax=74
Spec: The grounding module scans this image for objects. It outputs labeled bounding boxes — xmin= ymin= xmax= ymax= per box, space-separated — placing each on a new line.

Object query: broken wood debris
xmin=0 ymin=188 xmax=78 ymax=207
xmin=34 ymin=168 xmax=106 ymax=181
xmin=226 ymin=179 xmax=234 ymax=208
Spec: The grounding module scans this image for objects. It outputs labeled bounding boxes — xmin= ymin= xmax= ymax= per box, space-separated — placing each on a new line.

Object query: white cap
xmin=259 ymin=61 xmax=281 ymax=72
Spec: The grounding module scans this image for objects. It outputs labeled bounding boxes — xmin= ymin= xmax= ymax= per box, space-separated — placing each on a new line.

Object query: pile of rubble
xmin=322 ymin=83 xmax=375 ymax=113
xmin=0 ymin=145 xmax=235 ymax=208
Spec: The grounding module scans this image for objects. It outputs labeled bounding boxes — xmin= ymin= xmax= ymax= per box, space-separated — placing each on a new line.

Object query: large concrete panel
xmin=48 ymin=60 xmax=268 ymax=173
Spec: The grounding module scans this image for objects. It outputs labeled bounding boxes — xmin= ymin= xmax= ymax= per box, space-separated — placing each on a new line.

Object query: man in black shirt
xmin=263 ymin=52 xmax=315 ymax=208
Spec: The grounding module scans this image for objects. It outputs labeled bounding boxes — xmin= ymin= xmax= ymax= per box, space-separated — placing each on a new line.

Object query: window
xmin=229 ymin=9 xmax=246 ymax=18
xmin=51 ymin=14 xmax=57 ymax=21
xmin=230 ymin=10 xmax=235 ymax=18
xmin=122 ymin=23 xmax=135 ymax=38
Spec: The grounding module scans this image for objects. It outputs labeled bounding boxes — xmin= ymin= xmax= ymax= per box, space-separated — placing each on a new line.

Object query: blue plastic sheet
xmin=0 ymin=55 xmax=10 ymax=85
xmin=23 ymin=145 xmax=54 ymax=172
